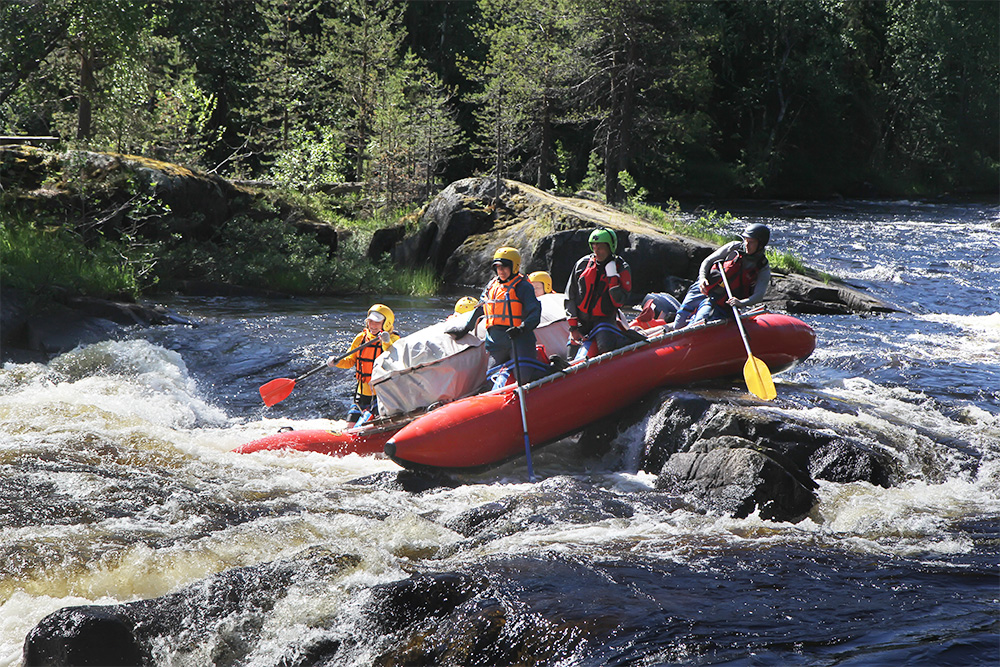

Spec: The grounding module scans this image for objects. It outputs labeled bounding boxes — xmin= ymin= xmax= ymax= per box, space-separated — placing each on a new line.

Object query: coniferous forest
xmin=2 ymin=0 xmax=998 ymax=206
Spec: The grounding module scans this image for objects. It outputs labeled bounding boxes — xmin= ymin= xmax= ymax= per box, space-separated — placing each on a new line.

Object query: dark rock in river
xmin=441 ymin=476 xmax=688 ymax=553
xmin=23 ymin=548 xmax=362 ymax=667
xmin=575 ymin=390 xmax=901 ymax=522
xmin=0 ymin=287 xmax=194 ymax=362
xmin=656 ymin=443 xmax=818 ymax=523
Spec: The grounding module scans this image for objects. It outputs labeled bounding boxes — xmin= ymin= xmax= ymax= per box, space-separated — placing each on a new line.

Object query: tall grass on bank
xmin=2 ymin=211 xmax=438 ymax=301
xmin=625 ymin=199 xmax=816 ymax=276
xmin=1 ymin=218 xmax=143 ymax=299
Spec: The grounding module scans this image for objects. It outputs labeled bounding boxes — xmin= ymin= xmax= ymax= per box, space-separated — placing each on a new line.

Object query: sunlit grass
xmin=0 ymin=216 xmax=141 ymax=298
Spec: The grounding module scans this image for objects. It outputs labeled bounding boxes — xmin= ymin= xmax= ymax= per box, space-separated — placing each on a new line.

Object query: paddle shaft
xmin=259 ymin=336 xmax=383 ymax=406
xmin=717 ymin=264 xmax=755 ymax=360
xmin=717 ymin=263 xmax=776 ymax=400
xmin=507 ymin=335 xmax=537 ymax=483
xmin=303 ymin=336 xmax=383 ymax=381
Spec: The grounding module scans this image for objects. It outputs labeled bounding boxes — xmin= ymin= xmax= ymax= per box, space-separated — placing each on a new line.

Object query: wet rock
xmin=0 ymin=288 xmax=31 ymax=357
xmin=1 ymin=290 xmax=193 ymax=362
xmin=625 ymin=390 xmax=900 ymax=488
xmin=441 ymin=477 xmax=687 ymax=551
xmin=23 ymin=548 xmax=362 ymax=667
xmin=348 ymin=469 xmax=462 ymax=493
xmin=444 ymin=477 xmax=634 ymax=540
xmin=25 ymin=304 xmax=124 ymax=355
xmin=767 ymin=271 xmax=899 ymax=315
xmin=576 ymin=389 xmax=902 ymax=522
xmin=655 ymin=443 xmax=818 ymax=522
xmin=808 ymin=438 xmax=895 ymax=488
xmin=23 ymin=606 xmax=144 ymax=667
xmin=367 ymin=555 xmax=690 ymax=666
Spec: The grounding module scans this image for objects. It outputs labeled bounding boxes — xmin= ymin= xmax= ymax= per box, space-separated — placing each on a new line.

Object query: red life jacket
xmin=484 ymin=274 xmax=527 ymax=328
xmin=577 ymin=256 xmax=624 ymax=319
xmin=705 ymin=251 xmax=764 ymax=305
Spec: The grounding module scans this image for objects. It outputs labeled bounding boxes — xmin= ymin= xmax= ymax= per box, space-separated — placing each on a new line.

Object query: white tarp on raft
xmin=372 ymin=293 xmax=570 ymax=417
xmin=536 ymin=293 xmax=571 ymax=360
xmin=370 ymin=321 xmax=488 ymax=417
xmin=473 ymin=292 xmax=569 ymax=359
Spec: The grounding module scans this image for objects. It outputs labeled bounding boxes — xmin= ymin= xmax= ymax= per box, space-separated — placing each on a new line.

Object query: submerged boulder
xmin=23 ymin=548 xmax=362 ymax=667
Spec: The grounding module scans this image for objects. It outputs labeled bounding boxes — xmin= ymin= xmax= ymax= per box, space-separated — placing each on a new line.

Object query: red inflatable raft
xmin=234 ymin=422 xmax=397 ymax=457
xmin=385 ymin=312 xmax=816 ymax=471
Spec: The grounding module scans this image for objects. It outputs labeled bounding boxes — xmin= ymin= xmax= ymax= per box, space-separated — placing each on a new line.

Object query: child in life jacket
xmin=329 ymin=304 xmax=400 ymax=427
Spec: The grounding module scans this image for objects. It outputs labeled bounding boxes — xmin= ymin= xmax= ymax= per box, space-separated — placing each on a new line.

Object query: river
xmin=1 ymin=199 xmax=997 ymax=665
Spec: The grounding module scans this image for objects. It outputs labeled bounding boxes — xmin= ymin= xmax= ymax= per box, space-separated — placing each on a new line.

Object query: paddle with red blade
xmin=718 ymin=263 xmax=777 ymax=401
xmin=259 ymin=338 xmax=381 ymax=407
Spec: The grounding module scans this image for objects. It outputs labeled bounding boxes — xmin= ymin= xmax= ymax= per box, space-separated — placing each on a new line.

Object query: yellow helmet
xmin=528 ymin=271 xmax=553 ymax=294
xmin=491 ymin=246 xmax=521 ymax=275
xmin=454 ymin=296 xmax=479 ymax=314
xmin=367 ymin=303 xmax=394 ymax=332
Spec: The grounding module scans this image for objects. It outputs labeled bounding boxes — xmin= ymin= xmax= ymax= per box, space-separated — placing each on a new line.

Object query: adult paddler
xmin=565 ymin=228 xmax=633 ymax=360
xmin=671 ymin=223 xmax=772 ymax=330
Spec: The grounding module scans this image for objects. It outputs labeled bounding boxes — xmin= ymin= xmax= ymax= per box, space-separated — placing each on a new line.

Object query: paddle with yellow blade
xmin=717 ymin=263 xmax=777 ymax=400
xmin=258 ymin=337 xmax=381 ymax=407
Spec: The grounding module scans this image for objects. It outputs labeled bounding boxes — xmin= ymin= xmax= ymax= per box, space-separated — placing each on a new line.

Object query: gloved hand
xmin=605 ymin=261 xmax=619 ymax=278
xmin=326 ymin=355 xmax=338 ymax=367
xmin=378 ymin=331 xmax=391 ymax=344
xmin=506 ymin=325 xmax=522 ymax=339
xmin=444 ymin=326 xmax=465 ymax=339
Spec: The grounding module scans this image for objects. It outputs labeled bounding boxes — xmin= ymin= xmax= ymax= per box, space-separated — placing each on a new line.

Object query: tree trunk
xmin=537 ymin=96 xmax=552 ymax=190
xmin=76 ymin=48 xmax=95 ymax=141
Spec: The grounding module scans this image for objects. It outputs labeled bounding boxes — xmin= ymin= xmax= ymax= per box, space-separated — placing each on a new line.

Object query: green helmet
xmin=588 ymin=228 xmax=618 ymax=254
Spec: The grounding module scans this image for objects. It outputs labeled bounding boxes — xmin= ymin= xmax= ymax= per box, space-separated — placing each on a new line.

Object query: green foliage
xmin=3 ymin=0 xmax=996 ymax=204
xmin=579 ymin=150 xmax=605 ymax=193
xmin=150 ymin=206 xmax=437 ymax=297
xmin=618 ymin=170 xmax=648 ymax=206
xmin=766 ymin=248 xmax=807 ymax=275
xmin=269 ymin=126 xmax=349 ymax=191
xmin=0 ymin=217 xmax=144 ymax=299
xmin=367 ymin=49 xmax=463 ymax=208
xmin=464 ymin=0 xmax=580 ymax=189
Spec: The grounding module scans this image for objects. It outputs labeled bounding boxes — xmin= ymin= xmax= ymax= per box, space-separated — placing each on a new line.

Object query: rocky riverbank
xmin=2 ymin=148 xmax=895 ymax=363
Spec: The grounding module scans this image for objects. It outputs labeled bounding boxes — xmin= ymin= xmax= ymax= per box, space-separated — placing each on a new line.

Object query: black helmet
xmin=742 ymin=223 xmax=770 ymax=248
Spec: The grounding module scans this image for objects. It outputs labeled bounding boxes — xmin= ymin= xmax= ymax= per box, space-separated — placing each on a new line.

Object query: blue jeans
xmin=673 ymin=283 xmax=727 ymax=329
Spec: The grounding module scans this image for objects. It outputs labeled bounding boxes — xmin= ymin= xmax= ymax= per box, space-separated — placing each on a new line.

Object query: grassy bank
xmin=0 ymin=208 xmax=440 ymax=301
xmin=625 ymin=200 xmax=816 ymax=277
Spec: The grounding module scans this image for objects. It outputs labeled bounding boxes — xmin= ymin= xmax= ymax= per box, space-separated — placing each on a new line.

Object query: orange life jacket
xmin=354 ymin=331 xmax=383 ymax=395
xmin=484 ymin=274 xmax=527 ymax=328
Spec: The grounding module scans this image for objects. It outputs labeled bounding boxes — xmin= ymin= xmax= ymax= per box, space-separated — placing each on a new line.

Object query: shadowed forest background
xmin=3 ymin=0 xmax=997 ymax=209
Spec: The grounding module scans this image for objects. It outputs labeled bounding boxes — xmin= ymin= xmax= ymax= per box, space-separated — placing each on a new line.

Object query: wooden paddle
xmin=259 ymin=337 xmax=381 ymax=407
xmin=718 ymin=264 xmax=777 ymax=401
